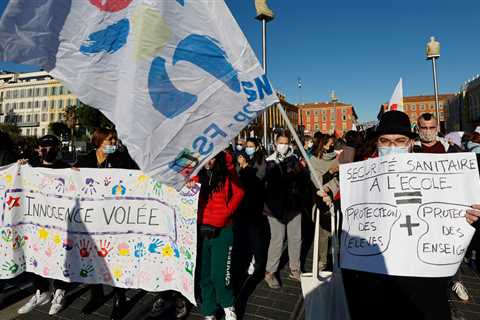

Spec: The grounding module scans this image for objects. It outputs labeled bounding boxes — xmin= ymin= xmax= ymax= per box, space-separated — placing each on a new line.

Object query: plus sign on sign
xmin=339 ymin=153 xmax=480 ymax=277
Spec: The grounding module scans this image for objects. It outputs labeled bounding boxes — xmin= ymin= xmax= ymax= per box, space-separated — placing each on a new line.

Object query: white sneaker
xmin=48 ymin=289 xmax=65 ymax=315
xmin=247 ymin=257 xmax=255 ymax=275
xmin=18 ymin=290 xmax=50 ymax=314
xmin=204 ymin=316 xmax=216 ymax=320
xmin=452 ymin=281 xmax=469 ymax=301
xmin=224 ymin=306 xmax=237 ymax=320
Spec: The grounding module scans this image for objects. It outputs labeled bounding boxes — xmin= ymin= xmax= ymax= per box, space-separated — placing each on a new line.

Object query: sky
xmin=1 ymin=0 xmax=480 ymax=121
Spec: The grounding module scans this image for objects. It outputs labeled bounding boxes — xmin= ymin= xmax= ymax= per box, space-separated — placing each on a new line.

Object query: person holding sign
xmin=341 ymin=111 xmax=480 ymax=320
xmin=413 ymin=112 xmax=469 ymax=302
xmin=309 ymin=134 xmax=340 ymax=272
xmin=17 ymin=135 xmax=71 ymax=316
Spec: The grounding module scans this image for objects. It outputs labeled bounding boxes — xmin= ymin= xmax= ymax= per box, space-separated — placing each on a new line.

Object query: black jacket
xmin=75 ymin=150 xmax=138 ymax=169
xmin=264 ymin=153 xmax=309 ymax=222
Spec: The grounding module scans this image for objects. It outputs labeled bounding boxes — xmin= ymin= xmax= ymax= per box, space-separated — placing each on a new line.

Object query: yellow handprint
xmin=53 ymin=234 xmax=62 ymax=245
xmin=38 ymin=228 xmax=49 ymax=240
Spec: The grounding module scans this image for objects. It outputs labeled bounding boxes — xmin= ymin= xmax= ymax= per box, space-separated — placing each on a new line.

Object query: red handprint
xmin=78 ymin=239 xmax=92 ymax=258
xmin=162 ymin=267 xmax=175 ymax=283
xmin=96 ymin=240 xmax=113 ymax=257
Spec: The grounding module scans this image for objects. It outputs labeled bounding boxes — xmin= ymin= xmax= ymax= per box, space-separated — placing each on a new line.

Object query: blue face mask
xmin=245 ymin=147 xmax=256 ymax=157
xmin=103 ymin=145 xmax=117 ymax=154
xmin=378 ymin=146 xmax=409 ymax=157
xmin=467 ymin=142 xmax=480 ymax=154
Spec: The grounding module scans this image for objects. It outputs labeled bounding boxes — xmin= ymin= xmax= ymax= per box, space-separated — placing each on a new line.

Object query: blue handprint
xmin=55 ymin=177 xmax=65 ymax=193
xmin=81 ymin=178 xmax=99 ymax=195
xmin=134 ymin=242 xmax=146 ymax=258
xmin=148 ymin=238 xmax=164 ymax=254
xmin=172 ymin=243 xmax=180 ymax=258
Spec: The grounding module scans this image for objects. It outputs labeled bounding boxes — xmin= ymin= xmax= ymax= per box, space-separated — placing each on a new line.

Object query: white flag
xmin=387 ymin=78 xmax=403 ymax=112
xmin=0 ymin=0 xmax=278 ymax=187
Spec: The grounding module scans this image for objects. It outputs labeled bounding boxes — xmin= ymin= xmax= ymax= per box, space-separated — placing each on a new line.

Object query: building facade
xmin=241 ymin=92 xmax=299 ymax=142
xmin=445 ymin=75 xmax=480 ymax=132
xmin=297 ymin=99 xmax=358 ymax=136
xmin=0 ymin=71 xmax=80 ymax=137
xmin=380 ymin=94 xmax=453 ymax=130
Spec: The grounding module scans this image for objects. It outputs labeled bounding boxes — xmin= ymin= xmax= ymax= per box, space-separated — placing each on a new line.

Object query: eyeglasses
xmin=378 ymin=137 xmax=410 ymax=147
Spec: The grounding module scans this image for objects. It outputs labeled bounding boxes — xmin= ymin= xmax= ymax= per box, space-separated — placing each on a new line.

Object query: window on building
xmin=342 ymin=123 xmax=347 ymax=130
xmin=12 ymin=90 xmax=18 ymax=99
xmin=34 ymin=114 xmax=39 ymax=123
xmin=66 ymin=99 xmax=71 ymax=107
xmin=43 ymin=87 xmax=48 ymax=96
xmin=26 ymin=114 xmax=31 ymax=122
xmin=35 ymin=88 xmax=41 ymax=97
xmin=20 ymin=89 xmax=25 ymax=98
xmin=51 ymin=87 xmax=57 ymax=96
xmin=50 ymin=100 xmax=55 ymax=108
xmin=42 ymin=128 xmax=46 ymax=136
xmin=17 ymin=115 xmax=23 ymax=123
xmin=58 ymin=113 xmax=64 ymax=121
xmin=34 ymin=101 xmax=39 ymax=109
xmin=429 ymin=104 xmax=435 ymax=110
xmin=306 ymin=111 xmax=310 ymax=117
xmin=411 ymin=105 xmax=416 ymax=111
xmin=342 ymin=115 xmax=347 ymax=121
xmin=27 ymin=101 xmax=32 ymax=109
xmin=50 ymin=113 xmax=55 ymax=121
xmin=41 ymin=113 xmax=47 ymax=122
xmin=33 ymin=128 xmax=38 ymax=136
xmin=42 ymin=101 xmax=47 ymax=111
xmin=26 ymin=129 xmax=30 ymax=136
xmin=59 ymin=86 xmax=64 ymax=95
xmin=330 ymin=110 xmax=335 ymax=121
xmin=27 ymin=88 xmax=33 ymax=97
xmin=419 ymin=104 xmax=425 ymax=111
xmin=5 ymin=91 xmax=10 ymax=99
xmin=12 ymin=102 xmax=17 ymax=110
xmin=19 ymin=102 xmax=24 ymax=109
xmin=58 ymin=100 xmax=64 ymax=108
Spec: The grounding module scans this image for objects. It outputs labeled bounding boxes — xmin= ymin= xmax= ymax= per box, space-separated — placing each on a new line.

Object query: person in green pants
xmin=192 ymin=151 xmax=244 ymax=320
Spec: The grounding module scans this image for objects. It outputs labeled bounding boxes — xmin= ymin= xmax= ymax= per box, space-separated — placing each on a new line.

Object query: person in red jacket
xmin=195 ymin=150 xmax=244 ymax=320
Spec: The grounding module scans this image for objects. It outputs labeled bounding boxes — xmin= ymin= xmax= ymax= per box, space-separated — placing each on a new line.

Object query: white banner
xmin=339 ymin=153 xmax=480 ymax=277
xmin=0 ymin=164 xmax=198 ymax=304
xmin=0 ymin=0 xmax=278 ymax=188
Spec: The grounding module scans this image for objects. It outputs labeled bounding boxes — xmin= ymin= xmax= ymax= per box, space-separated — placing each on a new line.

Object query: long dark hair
xmin=312 ymin=134 xmax=334 ymax=158
xmin=246 ymin=137 xmax=265 ymax=166
xmin=199 ymin=151 xmax=230 ymax=201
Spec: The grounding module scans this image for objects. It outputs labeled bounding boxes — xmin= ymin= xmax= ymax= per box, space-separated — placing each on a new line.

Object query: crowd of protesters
xmin=2 ymin=110 xmax=480 ymax=320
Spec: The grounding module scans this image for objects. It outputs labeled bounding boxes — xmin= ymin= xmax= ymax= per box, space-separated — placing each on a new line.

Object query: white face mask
xmin=236 ymin=145 xmax=244 ymax=151
xmin=419 ymin=131 xmax=437 ymax=143
xmin=307 ymin=141 xmax=314 ymax=149
xmin=276 ymin=144 xmax=289 ymax=155
xmin=378 ymin=146 xmax=409 ymax=157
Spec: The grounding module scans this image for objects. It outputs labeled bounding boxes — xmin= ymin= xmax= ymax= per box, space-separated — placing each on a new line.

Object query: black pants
xmin=343 ymin=269 xmax=451 ymax=320
xmin=33 ymin=274 xmax=69 ymax=293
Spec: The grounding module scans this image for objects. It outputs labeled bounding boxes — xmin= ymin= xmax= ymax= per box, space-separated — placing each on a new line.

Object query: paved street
xmin=2 ymin=257 xmax=480 ymax=320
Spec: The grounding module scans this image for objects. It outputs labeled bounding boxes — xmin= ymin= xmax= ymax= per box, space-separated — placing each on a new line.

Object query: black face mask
xmin=40 ymin=148 xmax=57 ymax=163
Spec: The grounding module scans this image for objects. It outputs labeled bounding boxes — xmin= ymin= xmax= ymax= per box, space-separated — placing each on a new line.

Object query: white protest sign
xmin=0 ymin=164 xmax=198 ymax=304
xmin=339 ymin=153 xmax=480 ymax=277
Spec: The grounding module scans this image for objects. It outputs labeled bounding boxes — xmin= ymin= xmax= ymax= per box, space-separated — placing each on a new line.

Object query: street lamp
xmin=426 ymin=36 xmax=441 ymax=130
xmin=254 ymin=0 xmax=274 ymax=149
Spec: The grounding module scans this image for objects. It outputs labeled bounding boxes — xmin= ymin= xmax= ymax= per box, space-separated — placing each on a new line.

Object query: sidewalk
xmin=0 ymin=266 xmax=304 ymax=320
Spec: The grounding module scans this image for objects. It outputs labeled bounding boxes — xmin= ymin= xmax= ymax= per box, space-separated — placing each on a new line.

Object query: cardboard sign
xmin=339 ymin=153 xmax=480 ymax=277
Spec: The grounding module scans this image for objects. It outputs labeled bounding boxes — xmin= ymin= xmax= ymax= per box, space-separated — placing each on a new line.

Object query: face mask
xmin=245 ymin=147 xmax=256 ymax=157
xmin=467 ymin=142 xmax=480 ymax=154
xmin=276 ymin=144 xmax=289 ymax=155
xmin=236 ymin=145 xmax=244 ymax=151
xmin=103 ymin=145 xmax=117 ymax=154
xmin=307 ymin=141 xmax=314 ymax=149
xmin=324 ymin=145 xmax=335 ymax=153
xmin=323 ymin=151 xmax=337 ymax=160
xmin=378 ymin=146 xmax=409 ymax=157
xmin=419 ymin=131 xmax=437 ymax=143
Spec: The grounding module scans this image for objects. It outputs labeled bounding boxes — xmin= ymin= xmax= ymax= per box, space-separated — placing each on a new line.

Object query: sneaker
xmin=224 ymin=306 xmax=237 ymax=320
xmin=264 ymin=272 xmax=280 ymax=289
xmin=247 ymin=257 xmax=255 ymax=275
xmin=175 ymin=297 xmax=188 ymax=318
xmin=289 ymin=269 xmax=301 ymax=281
xmin=150 ymin=296 xmax=167 ymax=317
xmin=49 ymin=289 xmax=65 ymax=315
xmin=18 ymin=290 xmax=50 ymax=314
xmin=204 ymin=316 xmax=216 ymax=320
xmin=452 ymin=281 xmax=469 ymax=301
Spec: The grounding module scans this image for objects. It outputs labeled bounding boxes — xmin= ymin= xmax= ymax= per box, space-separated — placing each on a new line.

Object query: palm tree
xmin=65 ymin=105 xmax=77 ymax=152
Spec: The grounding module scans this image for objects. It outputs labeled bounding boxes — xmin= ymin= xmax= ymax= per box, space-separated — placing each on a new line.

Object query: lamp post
xmin=254 ymin=0 xmax=274 ymax=149
xmin=426 ymin=36 xmax=441 ymax=130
